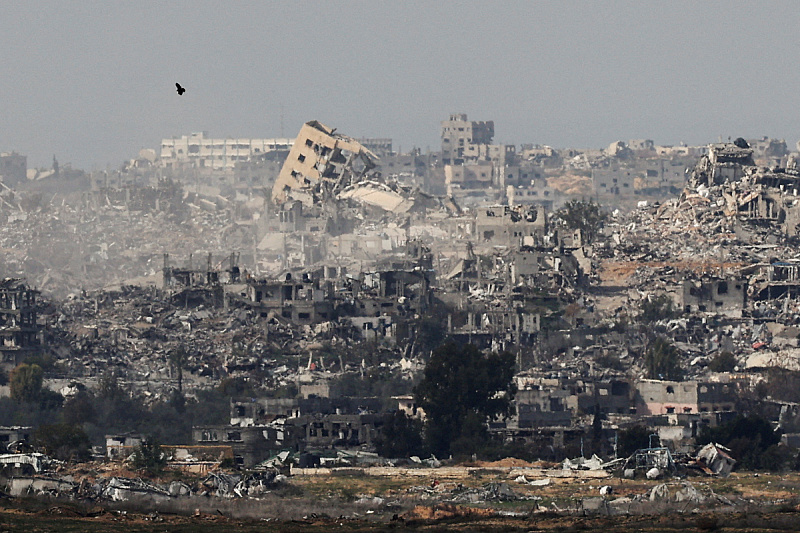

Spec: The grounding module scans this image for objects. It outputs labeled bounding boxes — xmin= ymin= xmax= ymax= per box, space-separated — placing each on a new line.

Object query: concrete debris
xmin=0 ymin=453 xmax=49 ymax=474
xmin=695 ymin=443 xmax=736 ymax=477
xmin=6 ymin=122 xmax=800 ymax=499
xmin=450 ymin=482 xmax=523 ymax=503
xmin=562 ymin=455 xmax=605 ymax=471
xmin=4 ymin=470 xmax=287 ymax=503
xmin=103 ymin=477 xmax=171 ymax=501
xmin=515 ymin=475 xmax=551 ymax=486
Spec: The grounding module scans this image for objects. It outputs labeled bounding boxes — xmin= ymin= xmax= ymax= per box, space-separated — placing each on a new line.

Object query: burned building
xmin=105 ymin=433 xmax=143 ymax=460
xmin=475 ymin=205 xmax=547 ymax=244
xmin=194 ymin=396 xmax=385 ymax=466
xmin=192 ymin=424 xmax=301 ymax=467
xmin=0 ymin=426 xmax=32 ymax=452
xmin=750 ymin=260 xmax=800 ymax=301
xmin=291 ymin=413 xmax=382 ymax=449
xmin=162 ymin=254 xmax=239 ymax=308
xmin=0 ymin=279 xmax=42 ymax=369
xmin=515 ymin=386 xmax=574 ymax=428
xmin=691 ymin=140 xmax=755 ymax=186
xmin=578 ymin=380 xmax=634 ymax=415
xmin=354 ymin=270 xmax=433 ymax=317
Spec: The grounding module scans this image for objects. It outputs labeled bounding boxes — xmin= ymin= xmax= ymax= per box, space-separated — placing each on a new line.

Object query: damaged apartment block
xmin=272 ymin=121 xmax=380 ymax=207
xmin=0 ymin=278 xmax=42 ymax=370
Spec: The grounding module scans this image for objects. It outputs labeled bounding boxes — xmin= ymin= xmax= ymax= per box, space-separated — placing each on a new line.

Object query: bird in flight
xmin=175 ymin=83 xmax=186 ymax=96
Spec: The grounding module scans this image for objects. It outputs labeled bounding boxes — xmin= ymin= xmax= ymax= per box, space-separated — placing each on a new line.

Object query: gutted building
xmin=440 ymin=113 xmax=495 ymax=165
xmin=0 ymin=279 xmax=42 ymax=370
xmin=635 ymin=379 xmax=738 ymax=416
xmin=681 ymin=277 xmax=746 ymax=317
xmin=272 ymin=121 xmax=380 ymax=206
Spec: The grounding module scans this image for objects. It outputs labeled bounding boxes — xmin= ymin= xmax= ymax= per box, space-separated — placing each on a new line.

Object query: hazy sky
xmin=1 ymin=1 xmax=798 ymax=169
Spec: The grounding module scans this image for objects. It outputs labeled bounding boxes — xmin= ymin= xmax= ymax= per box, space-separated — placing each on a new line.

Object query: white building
xmin=160 ymin=132 xmax=293 ymax=170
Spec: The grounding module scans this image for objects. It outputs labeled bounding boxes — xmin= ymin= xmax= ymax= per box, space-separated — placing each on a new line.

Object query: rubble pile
xmin=0 ymin=194 xmax=243 ymax=299
xmin=7 ymin=123 xmax=800 ymax=496
xmin=6 ymin=470 xmax=284 ymax=501
xmin=47 ymin=285 xmax=373 ymax=397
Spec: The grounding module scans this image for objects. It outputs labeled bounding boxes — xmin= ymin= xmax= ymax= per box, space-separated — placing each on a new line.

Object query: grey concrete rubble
xmin=1 ymin=455 xmax=284 ymax=501
xmin=5 ymin=117 xmax=800 ymax=520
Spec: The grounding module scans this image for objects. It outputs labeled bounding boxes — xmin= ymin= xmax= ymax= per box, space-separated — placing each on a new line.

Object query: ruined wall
xmin=636 ymin=380 xmax=699 ymax=416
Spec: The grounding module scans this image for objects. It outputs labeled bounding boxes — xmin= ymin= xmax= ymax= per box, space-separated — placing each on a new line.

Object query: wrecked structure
xmin=11 ymin=112 xmax=800 ymax=482
xmin=635 ymin=379 xmax=739 ymax=417
xmin=272 ymin=121 xmax=381 ymax=206
xmin=0 ymin=278 xmax=41 ymax=370
xmin=0 ymin=426 xmax=32 ymax=452
xmin=194 ymin=396 xmax=385 ymax=467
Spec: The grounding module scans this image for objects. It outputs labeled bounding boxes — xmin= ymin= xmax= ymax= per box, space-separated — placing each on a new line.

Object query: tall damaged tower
xmin=271 ymin=121 xmax=380 ymax=206
xmin=0 ymin=278 xmax=42 ymax=370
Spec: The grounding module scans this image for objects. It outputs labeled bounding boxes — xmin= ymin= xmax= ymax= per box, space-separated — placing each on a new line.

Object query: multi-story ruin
xmin=272 ymin=121 xmax=380 ymax=206
xmin=0 ymin=279 xmax=42 ymax=369
xmin=440 ymin=113 xmax=495 ymax=165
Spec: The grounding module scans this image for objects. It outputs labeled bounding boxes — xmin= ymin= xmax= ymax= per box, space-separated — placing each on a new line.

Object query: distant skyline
xmin=1 ymin=1 xmax=798 ymax=169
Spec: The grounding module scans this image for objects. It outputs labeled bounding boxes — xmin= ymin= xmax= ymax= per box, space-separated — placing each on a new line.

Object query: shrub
xmin=130 ymin=437 xmax=167 ymax=475
xmin=34 ymin=423 xmax=91 ymax=462
xmin=708 ymin=351 xmax=737 ymax=373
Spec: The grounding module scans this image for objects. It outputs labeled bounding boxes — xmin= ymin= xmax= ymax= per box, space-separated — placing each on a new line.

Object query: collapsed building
xmin=272 ymin=121 xmax=381 ymax=207
xmin=684 ymin=138 xmax=800 ymax=238
xmin=193 ymin=396 xmax=384 ymax=467
xmin=11 ymin=118 xmax=800 ymax=472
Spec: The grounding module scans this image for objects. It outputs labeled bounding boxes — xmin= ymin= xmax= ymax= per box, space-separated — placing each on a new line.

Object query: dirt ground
xmin=4 ymin=504 xmax=800 ymax=532
xmin=3 ymin=468 xmax=800 ymax=531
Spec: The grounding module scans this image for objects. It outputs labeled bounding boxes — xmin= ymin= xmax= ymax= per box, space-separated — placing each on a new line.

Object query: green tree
xmin=555 ymin=199 xmax=607 ymax=244
xmin=617 ymin=425 xmax=653 ymax=457
xmin=34 ymin=423 xmax=91 ymax=462
xmin=414 ymin=343 xmax=516 ymax=457
xmin=9 ymin=363 xmax=43 ymax=403
xmin=644 ymin=336 xmax=683 ymax=381
xmin=168 ymin=346 xmax=188 ymax=393
xmin=98 ymin=371 xmax=126 ymax=403
xmin=167 ymin=388 xmax=186 ymax=413
xmin=62 ymin=390 xmax=96 ymax=426
xmin=375 ymin=410 xmax=425 ymax=458
xmin=699 ymin=415 xmax=783 ymax=471
xmin=218 ymin=376 xmax=260 ymax=398
xmin=415 ymin=315 xmax=449 ymax=354
xmin=37 ymin=389 xmax=64 ymax=411
xmin=640 ymin=294 xmax=679 ymax=323
xmin=130 ymin=437 xmax=167 ymax=475
xmin=708 ymin=351 xmax=737 ymax=373
xmin=89 ymin=372 xmax=148 ymax=444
